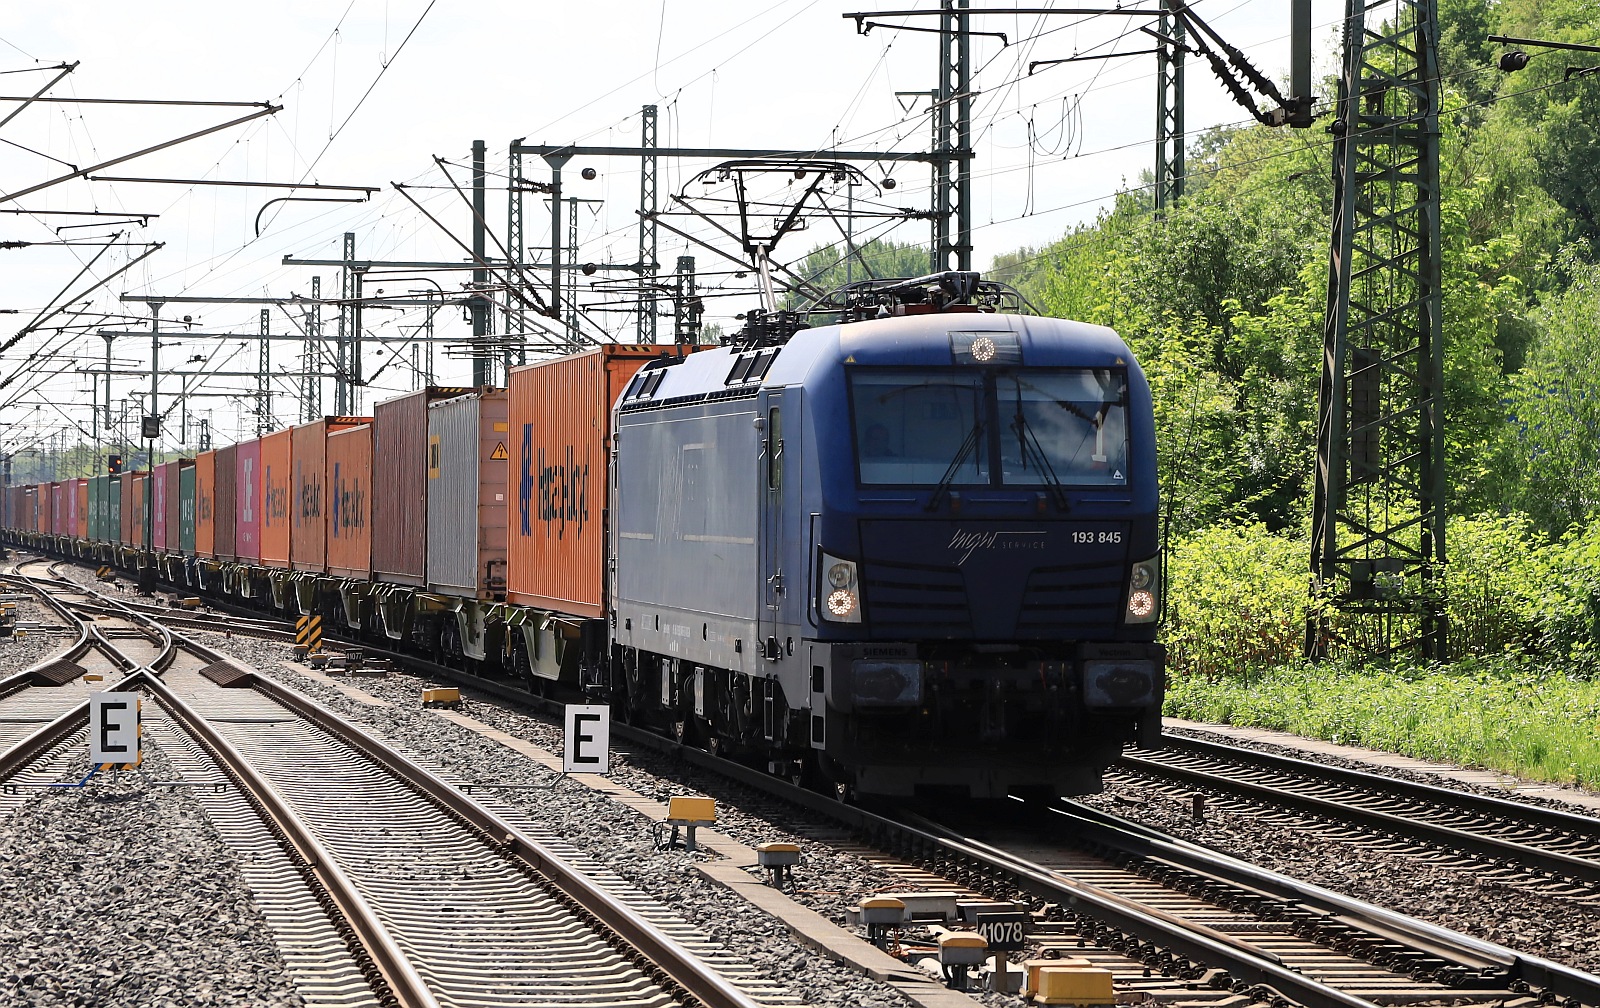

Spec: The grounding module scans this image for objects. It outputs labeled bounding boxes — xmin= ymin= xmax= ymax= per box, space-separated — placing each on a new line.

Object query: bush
xmin=1164 ymin=522 xmax=1309 ymax=679
xmin=1443 ymin=513 xmax=1556 ymax=657
xmin=1165 ymin=656 xmax=1600 ymax=788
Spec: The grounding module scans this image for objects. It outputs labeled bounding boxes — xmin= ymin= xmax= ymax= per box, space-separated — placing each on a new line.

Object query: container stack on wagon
xmin=325 ymin=422 xmax=373 ymax=583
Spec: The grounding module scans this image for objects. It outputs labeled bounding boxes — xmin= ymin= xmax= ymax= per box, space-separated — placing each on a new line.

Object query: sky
xmin=0 ymin=0 xmax=1346 ymax=455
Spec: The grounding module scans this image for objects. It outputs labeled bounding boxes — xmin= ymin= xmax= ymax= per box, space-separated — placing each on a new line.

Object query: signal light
xmin=107 ymin=454 xmax=123 ymax=475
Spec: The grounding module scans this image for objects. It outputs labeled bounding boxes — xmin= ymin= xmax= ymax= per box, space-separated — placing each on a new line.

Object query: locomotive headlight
xmin=826 ymin=590 xmax=857 ymax=617
xmin=1127 ymin=590 xmax=1156 ymax=619
xmin=1125 ymin=555 xmax=1160 ymax=624
xmin=819 ymin=551 xmax=862 ymax=623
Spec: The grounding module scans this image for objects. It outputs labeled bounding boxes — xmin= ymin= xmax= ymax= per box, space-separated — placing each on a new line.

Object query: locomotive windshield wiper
xmin=1010 ymin=410 xmax=1071 ymax=511
xmin=925 ymin=420 xmax=984 ymax=512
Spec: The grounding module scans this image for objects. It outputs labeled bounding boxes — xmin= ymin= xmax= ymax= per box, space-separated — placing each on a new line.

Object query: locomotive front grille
xmin=1017 ymin=562 xmax=1125 ymax=633
xmin=860 ymin=561 xmax=973 ymax=636
xmin=858 ymin=557 xmax=1125 ymax=639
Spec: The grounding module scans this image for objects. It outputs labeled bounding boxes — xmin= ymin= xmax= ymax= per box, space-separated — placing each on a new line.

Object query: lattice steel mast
xmin=934 ymin=0 xmax=973 ymax=272
xmin=638 ymin=105 xmax=659 ymax=344
xmin=1155 ymin=0 xmax=1186 ymax=212
xmin=1309 ymin=0 xmax=1446 ymax=660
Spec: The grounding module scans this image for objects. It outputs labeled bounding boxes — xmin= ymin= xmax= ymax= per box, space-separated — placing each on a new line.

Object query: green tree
xmin=1502 ymin=251 xmax=1600 ymax=532
xmin=784 ymin=238 xmax=933 ymax=309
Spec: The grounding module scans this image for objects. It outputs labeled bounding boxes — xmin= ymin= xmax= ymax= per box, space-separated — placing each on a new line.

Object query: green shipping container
xmin=108 ymin=476 xmax=122 ymax=541
xmin=180 ymin=464 xmax=196 ymax=552
xmin=88 ymin=475 xmax=105 ymax=540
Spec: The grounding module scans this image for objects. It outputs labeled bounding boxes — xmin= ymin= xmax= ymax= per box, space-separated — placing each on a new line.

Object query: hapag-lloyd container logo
xmin=330 ymin=462 xmax=364 ymax=538
xmin=297 ymin=460 xmax=323 ymax=524
xmin=519 ymin=423 xmax=589 ymax=540
xmin=947 ymin=528 xmax=1048 ymax=564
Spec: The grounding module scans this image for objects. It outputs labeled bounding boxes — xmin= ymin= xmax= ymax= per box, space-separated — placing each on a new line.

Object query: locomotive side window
xmin=767 ymin=408 xmax=784 ymax=492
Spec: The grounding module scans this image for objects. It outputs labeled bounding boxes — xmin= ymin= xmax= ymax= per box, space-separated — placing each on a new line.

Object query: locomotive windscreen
xmin=850 ymin=367 xmax=1129 ymax=487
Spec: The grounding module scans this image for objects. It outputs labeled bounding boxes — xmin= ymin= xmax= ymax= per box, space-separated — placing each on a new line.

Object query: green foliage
xmin=1502 ymin=251 xmax=1600 ymax=532
xmin=785 ymin=238 xmax=933 ymax=309
xmin=1531 ymin=521 xmax=1600 ymax=672
xmin=1165 ymin=657 xmax=1600 ymax=787
xmin=1443 ymin=513 xmax=1556 ymax=657
xmin=1162 ymin=523 xmax=1311 ymax=679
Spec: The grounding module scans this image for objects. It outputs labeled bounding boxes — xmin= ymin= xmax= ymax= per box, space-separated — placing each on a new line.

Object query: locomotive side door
xmin=757 ymin=388 xmax=796 ymax=658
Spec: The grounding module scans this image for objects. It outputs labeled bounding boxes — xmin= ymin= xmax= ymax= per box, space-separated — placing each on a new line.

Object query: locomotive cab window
xmin=850 ymin=371 xmax=989 ymax=486
xmin=849 ymin=367 xmax=1129 ymax=487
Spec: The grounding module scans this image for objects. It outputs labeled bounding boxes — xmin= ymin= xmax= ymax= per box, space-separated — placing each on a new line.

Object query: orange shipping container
xmin=37 ymin=482 xmax=55 ymax=535
xmin=195 ymin=451 xmax=216 ymax=557
xmin=506 ymin=346 xmax=662 ymax=617
xmin=259 ymin=429 xmax=292 ymax=568
xmin=292 ymin=417 xmax=368 ymax=572
xmin=326 ymin=422 xmax=373 ymax=579
xmin=48 ymin=482 xmax=64 ymax=535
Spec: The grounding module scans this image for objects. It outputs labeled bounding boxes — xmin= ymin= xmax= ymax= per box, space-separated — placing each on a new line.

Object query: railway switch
xmin=756 ymin=841 xmax=800 ymax=887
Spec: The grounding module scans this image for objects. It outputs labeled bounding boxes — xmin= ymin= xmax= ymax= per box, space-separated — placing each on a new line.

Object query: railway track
xmin=640 ymin=736 xmax=1600 ymax=1008
xmin=24 ymin=554 xmax=1600 ymax=1008
xmin=1113 ymin=734 xmax=1600 ymax=899
xmin=0 ymin=563 xmax=792 ymax=1008
xmin=0 ymin=560 xmax=171 ymax=812
xmin=295 ymin=649 xmax=1600 ymax=1008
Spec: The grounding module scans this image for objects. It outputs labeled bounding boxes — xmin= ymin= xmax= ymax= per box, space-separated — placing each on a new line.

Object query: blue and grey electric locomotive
xmin=606 ymin=272 xmax=1164 ymax=800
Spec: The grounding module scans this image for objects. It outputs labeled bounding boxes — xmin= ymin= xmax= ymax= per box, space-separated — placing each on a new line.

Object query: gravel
xmin=200 ymin=626 xmax=1600 ymax=995
xmin=31 ymin=555 xmax=1600 ymax=998
xmin=0 ymin=590 xmax=81 ymax=675
xmin=0 ymin=744 xmax=305 ymax=1008
xmin=204 ymin=632 xmax=923 ymax=1008
xmin=1078 ymin=762 xmax=1600 ymax=975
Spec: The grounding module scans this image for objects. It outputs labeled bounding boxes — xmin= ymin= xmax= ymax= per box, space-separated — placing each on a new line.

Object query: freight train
xmin=1 ymin=271 xmax=1164 ymax=800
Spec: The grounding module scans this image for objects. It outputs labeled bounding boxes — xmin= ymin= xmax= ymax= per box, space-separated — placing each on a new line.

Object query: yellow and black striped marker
xmin=295 ymin=614 xmax=324 ymax=657
xmin=95 ymin=565 xmax=111 ymax=579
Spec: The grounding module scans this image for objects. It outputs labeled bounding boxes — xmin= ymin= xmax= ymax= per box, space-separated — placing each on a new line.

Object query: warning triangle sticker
xmin=1112 ymin=469 xmax=1125 ymax=481
xmin=490 ymin=442 xmax=509 ymax=460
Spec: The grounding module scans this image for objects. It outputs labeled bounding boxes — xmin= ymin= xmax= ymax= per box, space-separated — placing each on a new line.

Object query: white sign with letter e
xmin=90 ymin=691 xmax=141 ymax=767
xmin=563 ymin=704 xmax=610 ymax=774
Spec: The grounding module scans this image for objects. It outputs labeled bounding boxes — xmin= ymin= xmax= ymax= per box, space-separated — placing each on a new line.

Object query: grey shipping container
xmin=426 ymin=390 xmax=509 ymax=599
xmin=372 ymin=387 xmax=472 ymax=587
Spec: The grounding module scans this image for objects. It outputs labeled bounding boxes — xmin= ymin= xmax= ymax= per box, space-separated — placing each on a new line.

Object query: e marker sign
xmin=563 ymin=704 xmax=609 ymax=774
xmin=90 ymin=691 xmax=142 ymax=767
